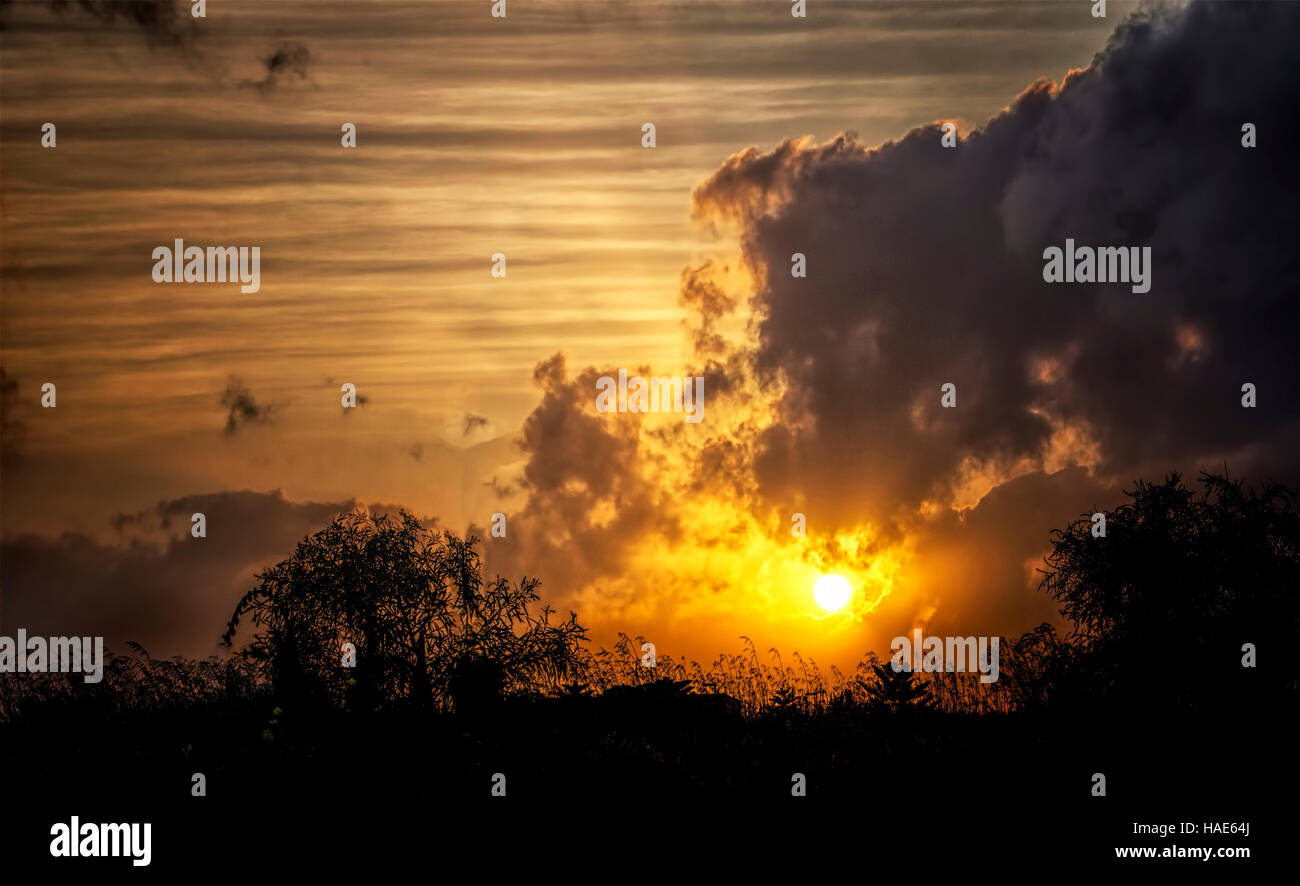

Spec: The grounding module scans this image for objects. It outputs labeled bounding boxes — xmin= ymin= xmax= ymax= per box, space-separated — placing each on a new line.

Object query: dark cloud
xmin=252 ymin=41 xmax=311 ymax=95
xmin=1 ymin=490 xmax=359 ymax=658
xmin=679 ymin=261 xmax=737 ymax=356
xmin=896 ymin=466 xmax=1115 ymax=641
xmin=481 ymin=354 xmax=679 ymax=598
xmin=49 ymin=0 xmax=199 ymax=52
xmin=219 ymin=376 xmax=274 ymax=436
xmin=6 ymin=3 xmax=315 ymax=92
xmin=0 ymin=368 xmax=25 ymax=467
xmin=688 ymin=0 xmax=1300 ymax=527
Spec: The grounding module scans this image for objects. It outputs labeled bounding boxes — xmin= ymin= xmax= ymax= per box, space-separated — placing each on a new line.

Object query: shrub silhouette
xmin=1037 ymin=471 xmax=1300 ymax=711
xmin=221 ymin=508 xmax=587 ymax=712
xmin=861 ymin=661 xmax=931 ymax=714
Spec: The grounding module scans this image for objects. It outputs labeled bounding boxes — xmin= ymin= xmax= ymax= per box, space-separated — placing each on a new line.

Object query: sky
xmin=3 ymin=0 xmax=1297 ymax=671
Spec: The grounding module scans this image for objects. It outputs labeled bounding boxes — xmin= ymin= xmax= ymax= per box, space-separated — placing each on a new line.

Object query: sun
xmin=813 ymin=573 xmax=852 ymax=612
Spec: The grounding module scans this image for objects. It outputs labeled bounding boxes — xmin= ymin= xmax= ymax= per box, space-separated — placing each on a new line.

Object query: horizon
xmin=3 ymin=0 xmax=1296 ymax=871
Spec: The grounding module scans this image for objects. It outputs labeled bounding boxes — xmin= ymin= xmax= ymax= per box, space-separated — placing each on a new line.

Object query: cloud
xmin=219 ymin=376 xmax=274 ymax=436
xmin=0 ymin=368 xmax=25 ymax=467
xmin=889 ymin=466 xmax=1115 ymax=643
xmin=47 ymin=0 xmax=200 ymax=53
xmin=480 ymin=354 xmax=679 ymax=597
xmin=688 ymin=0 xmax=1300 ymax=524
xmin=252 ymin=41 xmax=311 ymax=95
xmin=6 ymin=3 xmax=315 ymax=93
xmin=479 ymin=0 xmax=1300 ymax=662
xmin=679 ymin=261 xmax=738 ymax=356
xmin=1 ymin=490 xmax=360 ymax=658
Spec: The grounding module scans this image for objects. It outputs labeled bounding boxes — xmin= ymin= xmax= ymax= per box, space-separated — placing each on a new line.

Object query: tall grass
xmin=1 ymin=624 xmax=1068 ymax=723
xmin=0 ymin=642 xmax=264 ymax=723
xmin=565 ymin=624 xmax=1068 ymax=717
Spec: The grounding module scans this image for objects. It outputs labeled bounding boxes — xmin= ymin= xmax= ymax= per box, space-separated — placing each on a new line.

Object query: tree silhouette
xmin=861 ymin=662 xmax=931 ymax=714
xmin=221 ymin=509 xmax=587 ymax=713
xmin=1038 ymin=471 xmax=1300 ymax=711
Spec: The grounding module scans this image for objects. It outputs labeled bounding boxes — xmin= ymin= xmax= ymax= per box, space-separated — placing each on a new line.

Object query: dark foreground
xmin=2 ymin=684 xmax=1289 ymax=872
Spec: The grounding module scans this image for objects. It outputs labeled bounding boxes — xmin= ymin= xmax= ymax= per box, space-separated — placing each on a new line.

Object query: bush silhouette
xmin=861 ymin=662 xmax=931 ymax=714
xmin=1038 ymin=471 xmax=1300 ymax=711
xmin=221 ymin=509 xmax=587 ymax=712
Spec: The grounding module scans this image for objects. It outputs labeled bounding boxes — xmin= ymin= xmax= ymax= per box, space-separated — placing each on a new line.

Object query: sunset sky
xmin=3 ymin=0 xmax=1296 ymax=671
